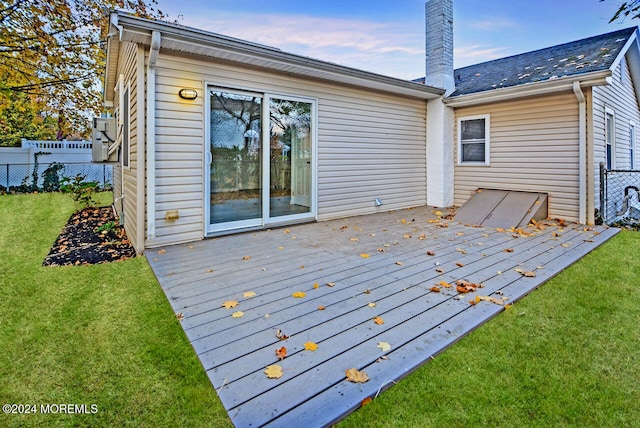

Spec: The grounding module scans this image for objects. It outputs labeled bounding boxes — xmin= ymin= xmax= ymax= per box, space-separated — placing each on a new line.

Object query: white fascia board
xmin=443 ymin=70 xmax=612 ymax=108
xmin=113 ymin=12 xmax=444 ymax=100
xmin=624 ymin=37 xmax=640 ymax=103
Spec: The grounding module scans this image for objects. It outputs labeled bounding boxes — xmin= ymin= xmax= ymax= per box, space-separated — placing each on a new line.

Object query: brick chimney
xmin=425 ymin=0 xmax=454 ymax=94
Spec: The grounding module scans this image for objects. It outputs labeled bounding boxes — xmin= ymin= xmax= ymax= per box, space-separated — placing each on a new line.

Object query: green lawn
xmin=1 ymin=193 xmax=638 ymax=428
xmin=0 ymin=193 xmax=232 ymax=427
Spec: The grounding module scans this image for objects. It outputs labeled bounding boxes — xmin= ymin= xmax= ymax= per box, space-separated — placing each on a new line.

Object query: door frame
xmin=204 ymin=84 xmax=318 ymax=236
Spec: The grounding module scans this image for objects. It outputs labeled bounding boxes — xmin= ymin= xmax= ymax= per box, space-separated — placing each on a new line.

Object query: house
xmin=101 ymin=1 xmax=640 ymax=253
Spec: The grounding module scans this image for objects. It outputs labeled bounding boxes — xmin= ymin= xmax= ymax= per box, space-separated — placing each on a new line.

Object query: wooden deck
xmin=146 ymin=207 xmax=619 ymax=427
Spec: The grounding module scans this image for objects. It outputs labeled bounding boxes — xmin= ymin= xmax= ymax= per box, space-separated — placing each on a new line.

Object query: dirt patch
xmin=43 ymin=206 xmax=136 ymax=266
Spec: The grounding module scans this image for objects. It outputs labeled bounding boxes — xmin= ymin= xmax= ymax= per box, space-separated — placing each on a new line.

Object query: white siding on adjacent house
xmin=454 ymin=93 xmax=581 ymax=222
xmin=592 ymin=56 xmax=640 ymax=210
xmin=147 ymin=52 xmax=428 ymax=247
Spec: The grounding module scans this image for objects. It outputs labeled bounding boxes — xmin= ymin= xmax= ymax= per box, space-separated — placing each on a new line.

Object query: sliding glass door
xmin=207 ymin=88 xmax=315 ymax=233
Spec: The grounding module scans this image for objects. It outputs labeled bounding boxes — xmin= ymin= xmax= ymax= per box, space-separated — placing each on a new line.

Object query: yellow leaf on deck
xmin=304 ymin=341 xmax=319 ymax=351
xmin=367 ymin=302 xmax=377 ymax=308
xmin=231 ymin=311 xmax=244 ymax=318
xmin=242 ymin=256 xmax=251 ymax=260
xmin=360 ymin=253 xmax=370 ymax=258
xmin=439 ymin=280 xmax=452 ymax=288
xmin=345 ymin=368 xmax=370 ymax=383
xmin=265 ymin=364 xmax=283 ymax=379
xmin=243 ymin=291 xmax=256 ymax=298
xmin=222 ymin=300 xmax=238 ymax=309
xmin=435 ymin=210 xmax=444 ymax=216
xmin=373 ymin=316 xmax=385 ymax=325
xmin=377 ymin=342 xmax=391 ymax=352
xmin=313 ymin=283 xmax=319 ymax=289
xmin=292 ymin=291 xmax=306 ymax=298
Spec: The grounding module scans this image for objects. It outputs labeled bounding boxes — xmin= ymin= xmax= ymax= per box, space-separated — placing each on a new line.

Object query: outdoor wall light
xmin=178 ymin=88 xmax=198 ymax=100
xmin=375 ymin=198 xmax=383 ymax=206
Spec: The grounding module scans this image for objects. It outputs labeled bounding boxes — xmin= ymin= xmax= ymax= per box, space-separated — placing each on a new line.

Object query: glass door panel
xmin=269 ymin=98 xmax=312 ymax=218
xmin=209 ymin=90 xmax=262 ymax=226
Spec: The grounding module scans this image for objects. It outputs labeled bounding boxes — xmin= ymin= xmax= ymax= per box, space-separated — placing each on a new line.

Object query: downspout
xmin=136 ymin=45 xmax=146 ymax=253
xmin=573 ymin=81 xmax=587 ymax=224
xmin=146 ymin=31 xmax=161 ymax=241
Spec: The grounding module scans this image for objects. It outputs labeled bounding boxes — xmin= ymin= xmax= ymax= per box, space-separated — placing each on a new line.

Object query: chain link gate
xmin=600 ymin=162 xmax=640 ymax=226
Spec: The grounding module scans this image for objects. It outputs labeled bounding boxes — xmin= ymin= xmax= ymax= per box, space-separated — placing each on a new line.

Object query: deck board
xmin=146 ymin=206 xmax=618 ymax=427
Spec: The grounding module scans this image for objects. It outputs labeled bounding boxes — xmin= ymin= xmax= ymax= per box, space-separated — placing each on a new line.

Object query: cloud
xmin=184 ymin=11 xmax=425 ymax=78
xmin=469 ymin=18 xmax=519 ymax=31
xmin=454 ymin=45 xmax=510 ymax=67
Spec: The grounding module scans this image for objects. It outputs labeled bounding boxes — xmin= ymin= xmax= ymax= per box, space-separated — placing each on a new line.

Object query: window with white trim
xmin=458 ymin=115 xmax=490 ymax=165
xmin=122 ymin=86 xmax=130 ymax=168
xmin=605 ymin=110 xmax=614 ymax=170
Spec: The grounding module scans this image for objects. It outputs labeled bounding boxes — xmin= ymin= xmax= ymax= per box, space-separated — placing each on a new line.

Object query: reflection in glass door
xmin=209 ymin=90 xmax=262 ymax=227
xmin=208 ymin=89 xmax=315 ymax=233
xmin=269 ymin=98 xmax=312 ymax=219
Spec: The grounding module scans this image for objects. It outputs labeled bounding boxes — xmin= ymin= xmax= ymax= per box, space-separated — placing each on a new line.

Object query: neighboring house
xmin=100 ymin=1 xmax=640 ymax=253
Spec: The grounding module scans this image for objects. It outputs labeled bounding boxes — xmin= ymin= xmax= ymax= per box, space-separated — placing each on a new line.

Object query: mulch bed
xmin=43 ymin=206 xmax=136 ymax=266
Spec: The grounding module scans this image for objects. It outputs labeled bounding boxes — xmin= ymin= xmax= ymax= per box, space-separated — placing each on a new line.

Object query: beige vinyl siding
xmin=147 ymin=52 xmax=427 ymax=247
xmin=115 ymin=41 xmax=143 ymax=251
xmin=592 ymin=56 xmax=640 ymax=209
xmin=454 ymin=93 xmax=581 ymax=222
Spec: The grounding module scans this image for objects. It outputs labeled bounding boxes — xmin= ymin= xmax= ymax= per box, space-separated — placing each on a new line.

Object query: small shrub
xmin=60 ymin=174 xmax=100 ymax=209
xmin=42 ymin=162 xmax=64 ymax=192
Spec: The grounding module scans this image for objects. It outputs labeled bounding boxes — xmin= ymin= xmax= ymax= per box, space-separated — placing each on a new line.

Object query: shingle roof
xmin=446 ymin=27 xmax=637 ymax=97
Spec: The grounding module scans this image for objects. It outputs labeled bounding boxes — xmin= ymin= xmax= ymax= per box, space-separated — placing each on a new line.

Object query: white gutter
xmin=573 ymin=81 xmax=587 ymax=224
xmin=444 ymin=71 xmax=612 ymax=108
xmin=146 ymin=30 xmax=161 ymax=241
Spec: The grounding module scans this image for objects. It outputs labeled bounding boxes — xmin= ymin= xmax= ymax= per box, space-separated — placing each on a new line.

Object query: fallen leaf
xmin=360 ymin=253 xmax=370 ymax=259
xmin=276 ymin=329 xmax=289 ymax=340
xmin=292 ymin=291 xmax=306 ymax=298
xmin=350 ymin=237 xmax=359 ymax=242
xmin=278 ymin=246 xmax=285 ymax=250
xmin=318 ymin=305 xmax=326 ymax=311
xmin=435 ymin=268 xmax=445 ymax=274
xmin=377 ymin=248 xmax=386 ymax=252
xmin=363 ymin=288 xmax=371 ymax=294
xmin=377 ymin=341 xmax=391 ymax=352
xmin=158 ymin=249 xmax=166 ymax=255
xmin=304 ymin=341 xmax=319 ymax=351
xmin=361 ymin=397 xmax=373 ymax=407
xmin=345 ymin=368 xmax=370 ymax=383
xmin=403 ymin=234 xmax=412 ymax=239
xmin=284 ymin=229 xmax=290 ymax=233
xmin=373 ymin=316 xmax=385 ymax=325
xmin=495 ymin=228 xmax=506 ymax=233
xmin=242 ymin=256 xmax=251 ymax=260
xmin=175 ymin=312 xmax=184 ymax=321
xmin=456 ymin=262 xmax=465 ymax=267
xmin=231 ymin=311 xmax=244 ymax=318
xmin=456 ymin=248 xmax=468 ymax=254
xmin=243 ymin=291 xmax=257 ymax=298
xmin=207 ymin=269 xmax=214 ymax=273
xmin=439 ymin=280 xmax=453 ymax=288
xmin=418 ymin=233 xmax=427 ymax=240
xmin=327 ymin=282 xmax=336 ymax=287
xmin=401 ymin=218 xmax=407 ymax=224
xmin=395 ymin=261 xmax=404 ymax=266
xmin=222 ymin=300 xmax=239 ymax=309
xmin=503 ymin=248 xmax=514 ymax=253
xmin=427 ymin=251 xmax=436 ymax=256
xmin=367 ymin=302 xmax=377 ymax=308
xmin=313 ymin=283 xmax=319 ymax=289
xmin=430 ymin=286 xmax=441 ymax=292
xmin=275 ymin=346 xmax=287 ymax=360
xmin=265 ymin=364 xmax=283 ymax=379
xmin=523 ymin=271 xmax=537 ymax=277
